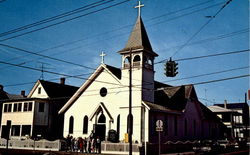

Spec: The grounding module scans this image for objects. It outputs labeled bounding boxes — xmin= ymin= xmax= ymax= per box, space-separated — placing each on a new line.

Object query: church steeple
xmin=118 ymin=1 xmax=158 ymax=57
xmin=119 ymin=16 xmax=158 ymax=56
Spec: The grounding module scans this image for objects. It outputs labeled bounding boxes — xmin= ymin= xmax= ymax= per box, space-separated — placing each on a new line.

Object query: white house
xmin=0 ymin=78 xmax=78 ymax=140
xmin=59 ymin=12 xmax=224 ymax=144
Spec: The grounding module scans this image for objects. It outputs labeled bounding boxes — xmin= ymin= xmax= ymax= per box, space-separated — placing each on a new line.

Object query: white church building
xmin=59 ymin=6 xmax=224 ymax=145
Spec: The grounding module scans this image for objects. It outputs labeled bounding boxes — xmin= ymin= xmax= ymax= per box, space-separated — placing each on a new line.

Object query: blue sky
xmin=0 ymin=0 xmax=249 ymax=105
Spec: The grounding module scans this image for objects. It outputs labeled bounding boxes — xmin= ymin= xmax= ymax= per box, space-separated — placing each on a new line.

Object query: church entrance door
xmin=95 ymin=113 xmax=106 ymax=141
xmin=95 ymin=124 xmax=106 ymax=141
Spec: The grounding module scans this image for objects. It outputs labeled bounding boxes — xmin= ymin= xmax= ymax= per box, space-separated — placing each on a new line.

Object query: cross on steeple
xmin=134 ymin=1 xmax=144 ymax=17
xmin=100 ymin=51 xmax=106 ymax=64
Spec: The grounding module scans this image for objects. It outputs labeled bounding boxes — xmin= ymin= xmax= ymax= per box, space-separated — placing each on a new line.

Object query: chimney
xmin=21 ymin=90 xmax=25 ymax=97
xmin=0 ymin=85 xmax=3 ymax=91
xmin=224 ymin=100 xmax=227 ymax=109
xmin=60 ymin=78 xmax=65 ymax=85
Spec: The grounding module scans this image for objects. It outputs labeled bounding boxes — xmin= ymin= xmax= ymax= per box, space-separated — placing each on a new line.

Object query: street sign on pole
xmin=156 ymin=120 xmax=163 ymax=128
xmin=156 ymin=120 xmax=163 ymax=155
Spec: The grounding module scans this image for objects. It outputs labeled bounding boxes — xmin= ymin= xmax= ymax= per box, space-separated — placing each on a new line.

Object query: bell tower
xmin=118 ymin=5 xmax=158 ymax=103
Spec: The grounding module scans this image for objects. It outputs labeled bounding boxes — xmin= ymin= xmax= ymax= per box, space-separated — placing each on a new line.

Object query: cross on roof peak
xmin=100 ymin=51 xmax=106 ymax=64
xmin=134 ymin=1 xmax=144 ymax=17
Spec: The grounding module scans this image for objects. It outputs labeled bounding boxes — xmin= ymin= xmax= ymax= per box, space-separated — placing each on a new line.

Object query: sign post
xmin=156 ymin=120 xmax=163 ymax=155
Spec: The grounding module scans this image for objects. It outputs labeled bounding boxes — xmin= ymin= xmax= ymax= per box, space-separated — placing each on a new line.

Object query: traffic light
xmin=164 ymin=61 xmax=173 ymax=77
xmin=164 ymin=58 xmax=178 ymax=77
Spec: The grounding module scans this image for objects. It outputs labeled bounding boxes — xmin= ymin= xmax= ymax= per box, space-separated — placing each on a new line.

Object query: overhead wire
xmin=0 ymin=0 xmax=113 ymax=37
xmin=156 ymin=0 xmax=233 ymax=64
xmin=2 ymin=73 xmax=249 ymax=101
xmin=0 ymin=0 xmax=130 ymax=42
xmin=156 ymin=28 xmax=249 ymax=52
xmin=1 ymin=0 xmax=226 ymax=65
xmin=174 ymin=49 xmax=249 ymax=62
xmin=163 ymin=66 xmax=249 ymax=83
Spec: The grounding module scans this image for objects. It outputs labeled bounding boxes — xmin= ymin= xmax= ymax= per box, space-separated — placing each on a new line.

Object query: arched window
xmin=117 ymin=115 xmax=120 ymax=139
xmin=98 ymin=113 xmax=106 ymax=123
xmin=124 ymin=56 xmax=131 ymax=64
xmin=69 ymin=116 xmax=74 ymax=134
xmin=133 ymin=55 xmax=141 ymax=62
xmin=83 ymin=116 xmax=88 ymax=134
xmin=127 ymin=114 xmax=133 ymax=134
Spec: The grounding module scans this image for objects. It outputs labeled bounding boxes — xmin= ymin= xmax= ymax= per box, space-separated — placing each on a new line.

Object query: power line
xmin=170 ymin=0 xmax=233 ymax=57
xmin=156 ymin=74 xmax=249 ymax=91
xmin=146 ymin=0 xmax=215 ymax=21
xmin=1 ymin=1 xmax=225 ymax=65
xmin=156 ymin=49 xmax=249 ymax=64
xmin=192 ymin=74 xmax=249 ymax=85
xmin=157 ymin=0 xmax=233 ymax=63
xmin=0 ymin=43 xmax=96 ymax=70
xmin=0 ymin=60 xmax=129 ymax=87
xmin=0 ymin=0 xmax=130 ymax=42
xmin=4 ymin=26 xmax=247 ymax=72
xmin=147 ymin=1 xmax=225 ymax=28
xmin=163 ymin=66 xmax=249 ymax=82
xmin=157 ymin=28 xmax=249 ymax=52
xmin=174 ymin=49 xmax=249 ymax=62
xmin=0 ymin=43 xmax=154 ymax=85
xmin=0 ymin=0 xmax=113 ymax=37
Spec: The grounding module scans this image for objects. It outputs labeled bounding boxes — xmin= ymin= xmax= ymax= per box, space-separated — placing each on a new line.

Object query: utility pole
xmin=129 ymin=49 xmax=132 ymax=155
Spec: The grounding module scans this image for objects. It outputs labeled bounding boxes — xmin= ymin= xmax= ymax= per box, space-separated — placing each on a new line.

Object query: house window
xmin=83 ymin=116 xmax=88 ymax=134
xmin=21 ymin=125 xmax=31 ymax=136
xmin=3 ymin=104 xmax=8 ymax=112
xmin=28 ymin=102 xmax=32 ymax=111
xmin=38 ymin=87 xmax=41 ymax=94
xmin=24 ymin=103 xmax=28 ymax=111
xmin=184 ymin=119 xmax=188 ymax=136
xmin=24 ymin=102 xmax=32 ymax=112
xmin=11 ymin=125 xmax=20 ymax=136
xmin=174 ymin=116 xmax=178 ymax=136
xmin=164 ymin=116 xmax=168 ymax=135
xmin=69 ymin=116 xmax=74 ymax=134
xmin=39 ymin=102 xmax=45 ymax=112
xmin=13 ymin=103 xmax=18 ymax=112
xmin=18 ymin=103 xmax=22 ymax=112
xmin=7 ymin=104 xmax=12 ymax=112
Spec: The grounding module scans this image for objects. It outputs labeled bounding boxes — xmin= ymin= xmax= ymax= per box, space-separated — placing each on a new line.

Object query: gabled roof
xmin=28 ymin=79 xmax=78 ymax=99
xmin=39 ymin=80 xmax=78 ymax=98
xmin=155 ymin=85 xmax=197 ymax=111
xmin=59 ymin=64 xmax=121 ymax=114
xmin=105 ymin=65 xmax=121 ymax=80
xmin=143 ymin=101 xmax=181 ymax=114
xmin=89 ymin=102 xmax=114 ymax=122
xmin=118 ymin=16 xmax=158 ymax=56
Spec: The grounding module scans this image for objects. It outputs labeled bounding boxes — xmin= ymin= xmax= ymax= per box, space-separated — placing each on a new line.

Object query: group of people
xmin=65 ymin=134 xmax=101 ymax=153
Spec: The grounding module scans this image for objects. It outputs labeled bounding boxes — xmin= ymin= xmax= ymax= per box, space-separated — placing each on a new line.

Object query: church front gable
xmin=63 ymin=66 xmax=125 ymax=138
